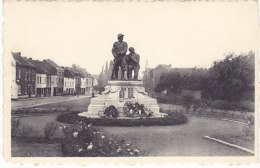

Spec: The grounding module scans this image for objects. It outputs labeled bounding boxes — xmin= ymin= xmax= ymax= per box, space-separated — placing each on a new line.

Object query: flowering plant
xmin=104 ymin=105 xmax=119 ymax=118
xmin=60 ymin=121 xmax=141 ymax=156
xmin=123 ymin=101 xmax=153 ymax=118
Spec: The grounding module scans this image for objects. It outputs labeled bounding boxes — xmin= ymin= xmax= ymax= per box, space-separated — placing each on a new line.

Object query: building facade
xmin=11 ymin=54 xmax=18 ymax=99
xmin=44 ymin=59 xmax=64 ymax=96
xmin=86 ymin=75 xmax=93 ymax=95
xmin=63 ymin=67 xmax=76 ymax=95
xmin=12 ymin=52 xmax=36 ymax=98
xmin=51 ymin=75 xmax=58 ymax=96
xmin=35 ymin=73 xmax=47 ymax=97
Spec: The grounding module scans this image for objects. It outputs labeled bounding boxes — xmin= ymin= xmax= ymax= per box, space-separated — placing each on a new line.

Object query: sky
xmin=3 ymin=1 xmax=259 ymax=75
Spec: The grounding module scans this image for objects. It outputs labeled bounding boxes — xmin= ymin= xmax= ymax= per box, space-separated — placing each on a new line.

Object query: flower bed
xmin=60 ymin=121 xmax=141 ymax=156
xmin=57 ymin=111 xmax=188 ymax=127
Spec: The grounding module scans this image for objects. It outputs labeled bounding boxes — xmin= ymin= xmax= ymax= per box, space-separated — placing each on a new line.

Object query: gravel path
xmin=98 ymin=116 xmax=252 ymax=156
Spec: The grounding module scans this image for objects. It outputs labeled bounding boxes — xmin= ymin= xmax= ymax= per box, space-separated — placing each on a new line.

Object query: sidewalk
xmin=11 ymin=95 xmax=91 ymax=110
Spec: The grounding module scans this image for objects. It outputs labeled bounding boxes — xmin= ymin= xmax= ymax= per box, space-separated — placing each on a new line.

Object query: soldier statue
xmin=126 ymin=47 xmax=140 ymax=80
xmin=111 ymin=33 xmax=128 ymax=80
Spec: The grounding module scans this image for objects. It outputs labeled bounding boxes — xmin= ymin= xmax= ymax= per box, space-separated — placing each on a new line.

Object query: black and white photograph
xmin=2 ymin=0 xmax=259 ymax=165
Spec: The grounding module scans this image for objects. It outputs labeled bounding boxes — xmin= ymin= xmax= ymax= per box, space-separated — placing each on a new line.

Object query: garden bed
xmin=56 ymin=112 xmax=188 ymax=127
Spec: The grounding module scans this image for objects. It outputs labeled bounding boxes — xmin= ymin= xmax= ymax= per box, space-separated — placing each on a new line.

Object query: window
xmin=37 ymin=76 xmax=39 ymax=84
xmin=32 ymin=73 xmax=34 ymax=81
xmin=18 ymin=85 xmax=21 ymax=95
xmin=24 ymin=86 xmax=28 ymax=94
xmin=32 ymin=86 xmax=35 ymax=94
xmin=18 ymin=69 xmax=21 ymax=79
xmin=25 ymin=72 xmax=27 ymax=81
xmin=40 ymin=77 xmax=41 ymax=84
xmin=59 ymin=78 xmax=61 ymax=84
xmin=28 ymin=69 xmax=31 ymax=81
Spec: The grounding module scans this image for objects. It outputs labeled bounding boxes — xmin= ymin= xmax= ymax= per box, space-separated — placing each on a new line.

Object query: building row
xmin=11 ymin=52 xmax=98 ymax=99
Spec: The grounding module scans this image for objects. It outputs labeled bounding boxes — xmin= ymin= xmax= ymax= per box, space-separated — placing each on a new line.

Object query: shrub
xmin=57 ymin=112 xmax=188 ymax=126
xmin=155 ymin=97 xmax=169 ymax=103
xmin=11 ymin=119 xmax=20 ymax=137
xmin=210 ymin=100 xmax=253 ymax=112
xmin=181 ymin=95 xmax=195 ymax=110
xmin=44 ymin=122 xmax=59 ymax=139
xmin=61 ymin=122 xmax=141 ymax=156
xmin=104 ymin=105 xmax=119 ymax=118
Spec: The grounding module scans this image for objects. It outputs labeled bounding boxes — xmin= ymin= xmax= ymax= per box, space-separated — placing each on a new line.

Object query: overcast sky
xmin=4 ymin=2 xmax=258 ymax=75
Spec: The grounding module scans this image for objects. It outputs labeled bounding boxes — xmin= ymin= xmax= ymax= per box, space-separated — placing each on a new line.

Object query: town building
xmin=25 ymin=58 xmax=57 ymax=97
xmin=44 ymin=59 xmax=64 ymax=96
xmin=63 ymin=67 xmax=76 ymax=95
xmin=148 ymin=64 xmax=172 ymax=89
xmin=67 ymin=67 xmax=84 ymax=95
xmin=42 ymin=61 xmax=58 ymax=96
xmin=71 ymin=64 xmax=93 ymax=95
xmin=85 ymin=74 xmax=93 ymax=95
xmin=11 ymin=54 xmax=18 ymax=99
xmin=12 ymin=52 xmax=36 ymax=98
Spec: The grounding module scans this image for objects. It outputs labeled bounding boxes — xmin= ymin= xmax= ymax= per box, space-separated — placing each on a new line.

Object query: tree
xmin=202 ymin=52 xmax=254 ymax=102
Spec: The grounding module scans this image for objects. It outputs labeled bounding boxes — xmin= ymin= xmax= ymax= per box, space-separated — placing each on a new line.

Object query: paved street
xmin=11 ymin=95 xmax=91 ymax=110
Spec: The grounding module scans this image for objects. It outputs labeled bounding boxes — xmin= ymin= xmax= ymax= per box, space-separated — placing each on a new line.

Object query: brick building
xmin=12 ymin=52 xmax=36 ymax=98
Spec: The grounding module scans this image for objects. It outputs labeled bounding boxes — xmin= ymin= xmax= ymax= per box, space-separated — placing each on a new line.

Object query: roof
xmin=64 ymin=67 xmax=75 ymax=78
xmin=25 ymin=58 xmax=56 ymax=75
xmin=72 ymin=64 xmax=90 ymax=76
xmin=65 ymin=67 xmax=84 ymax=78
xmin=91 ymin=75 xmax=99 ymax=79
xmin=154 ymin=64 xmax=172 ymax=71
xmin=12 ymin=52 xmax=35 ymax=68
xmin=43 ymin=59 xmax=61 ymax=69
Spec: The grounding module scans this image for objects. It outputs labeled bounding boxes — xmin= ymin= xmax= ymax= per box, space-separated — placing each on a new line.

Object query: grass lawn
xmin=36 ymin=97 xmax=91 ymax=111
xmin=12 ymin=139 xmax=62 ymax=157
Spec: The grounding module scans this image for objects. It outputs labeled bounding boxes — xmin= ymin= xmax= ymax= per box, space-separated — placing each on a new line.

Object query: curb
xmin=204 ymin=136 xmax=254 ymax=155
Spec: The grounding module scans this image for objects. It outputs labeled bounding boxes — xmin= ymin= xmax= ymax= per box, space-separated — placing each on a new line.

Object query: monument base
xmin=79 ymin=80 xmax=167 ymax=118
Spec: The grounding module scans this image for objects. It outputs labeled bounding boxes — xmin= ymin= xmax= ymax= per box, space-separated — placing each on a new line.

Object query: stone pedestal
xmin=79 ymin=80 xmax=165 ymax=118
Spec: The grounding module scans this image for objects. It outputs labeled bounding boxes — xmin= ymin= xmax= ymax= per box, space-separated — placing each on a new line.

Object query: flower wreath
xmin=123 ymin=101 xmax=153 ymax=118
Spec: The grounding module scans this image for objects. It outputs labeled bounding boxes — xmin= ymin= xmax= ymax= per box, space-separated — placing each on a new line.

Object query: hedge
xmin=56 ymin=112 xmax=188 ymax=127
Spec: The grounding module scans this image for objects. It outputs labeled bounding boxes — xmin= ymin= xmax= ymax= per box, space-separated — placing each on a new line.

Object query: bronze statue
xmin=126 ymin=47 xmax=140 ymax=80
xmin=111 ymin=34 xmax=128 ymax=80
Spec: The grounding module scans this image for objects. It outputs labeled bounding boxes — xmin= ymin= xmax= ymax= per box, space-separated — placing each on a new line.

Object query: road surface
xmin=11 ymin=95 xmax=91 ymax=110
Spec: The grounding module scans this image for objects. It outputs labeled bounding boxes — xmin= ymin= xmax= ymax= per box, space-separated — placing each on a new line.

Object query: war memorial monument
xmin=79 ymin=34 xmax=167 ymax=119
